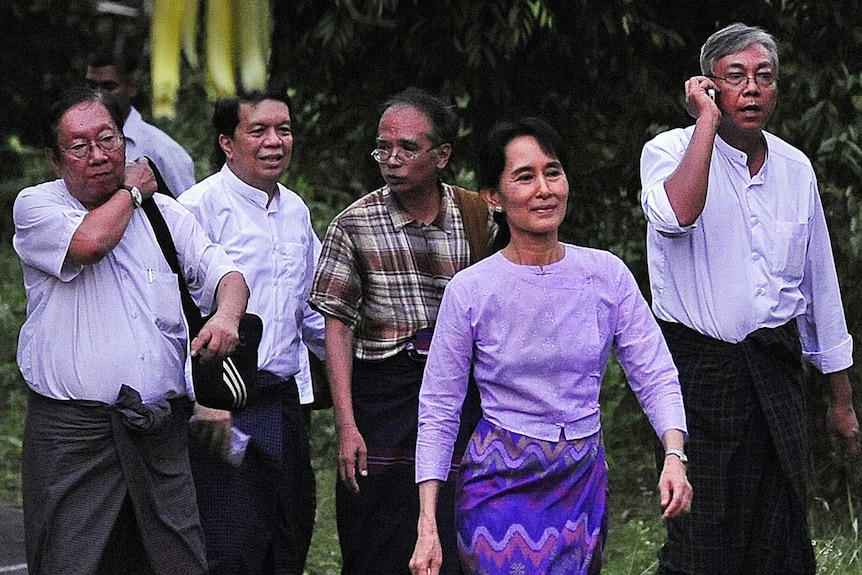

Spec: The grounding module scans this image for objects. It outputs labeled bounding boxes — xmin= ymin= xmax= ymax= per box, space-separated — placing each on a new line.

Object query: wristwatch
xmin=665 ymin=448 xmax=688 ymax=464
xmin=122 ymin=184 xmax=143 ymax=209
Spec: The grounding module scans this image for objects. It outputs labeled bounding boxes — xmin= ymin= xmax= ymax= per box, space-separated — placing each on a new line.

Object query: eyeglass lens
xmin=66 ymin=134 xmax=122 ymax=158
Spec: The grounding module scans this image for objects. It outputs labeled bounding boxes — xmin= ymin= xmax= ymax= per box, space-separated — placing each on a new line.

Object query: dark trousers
xmin=336 ymin=351 xmax=478 ymax=575
xmin=190 ymin=373 xmax=315 ymax=575
xmin=23 ymin=391 xmax=205 ymax=575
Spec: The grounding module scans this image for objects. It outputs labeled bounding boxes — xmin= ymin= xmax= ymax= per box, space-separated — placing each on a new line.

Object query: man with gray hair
xmin=640 ymin=23 xmax=859 ymax=574
xmin=310 ymin=87 xmax=495 ymax=574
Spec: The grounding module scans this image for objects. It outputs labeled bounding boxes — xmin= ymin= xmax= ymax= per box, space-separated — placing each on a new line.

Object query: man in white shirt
xmin=641 ymin=23 xmax=860 ymax=575
xmin=14 ymin=88 xmax=248 ymax=575
xmin=86 ymin=46 xmax=196 ymax=196
xmin=180 ymin=90 xmax=325 ymax=575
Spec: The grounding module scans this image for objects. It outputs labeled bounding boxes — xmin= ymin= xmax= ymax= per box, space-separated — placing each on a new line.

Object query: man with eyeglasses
xmin=12 ymin=88 xmax=249 ymax=574
xmin=310 ymin=87 xmax=495 ymax=574
xmin=640 ymin=23 xmax=860 ymax=575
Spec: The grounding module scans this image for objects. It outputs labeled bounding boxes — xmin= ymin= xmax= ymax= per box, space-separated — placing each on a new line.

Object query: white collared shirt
xmin=180 ymin=165 xmax=325 ymax=403
xmin=13 ymin=182 xmax=238 ymax=403
xmin=124 ymin=107 xmax=196 ymax=196
xmin=641 ymin=126 xmax=852 ymax=373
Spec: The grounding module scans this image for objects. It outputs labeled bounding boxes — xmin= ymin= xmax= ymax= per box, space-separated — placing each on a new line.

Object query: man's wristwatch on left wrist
xmin=665 ymin=448 xmax=688 ymax=464
xmin=122 ymin=184 xmax=143 ymax=209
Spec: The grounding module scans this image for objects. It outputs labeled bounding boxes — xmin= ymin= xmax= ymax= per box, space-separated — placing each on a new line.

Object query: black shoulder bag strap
xmin=138 ymin=160 xmax=206 ymax=335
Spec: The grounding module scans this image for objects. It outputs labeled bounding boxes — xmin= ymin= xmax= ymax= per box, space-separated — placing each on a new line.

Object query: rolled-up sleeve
xmin=797 ymin=181 xmax=854 ymax=374
xmin=640 ymin=129 xmax=696 ymax=237
xmin=309 ymin=221 xmax=363 ymax=329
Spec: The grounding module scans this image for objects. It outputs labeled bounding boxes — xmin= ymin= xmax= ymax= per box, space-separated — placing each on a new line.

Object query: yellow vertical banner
xmin=151 ymin=0 xmax=184 ymax=118
xmin=206 ymin=0 xmax=237 ymax=97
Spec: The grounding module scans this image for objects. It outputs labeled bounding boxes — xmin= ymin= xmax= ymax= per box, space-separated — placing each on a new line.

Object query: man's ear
xmin=435 ymin=143 xmax=452 ymax=170
xmin=46 ymin=148 xmax=62 ymax=177
xmin=219 ymin=134 xmax=234 ymax=162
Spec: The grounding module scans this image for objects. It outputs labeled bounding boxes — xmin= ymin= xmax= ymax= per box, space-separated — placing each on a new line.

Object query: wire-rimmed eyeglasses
xmin=370 ymin=143 xmax=446 ymax=164
xmin=61 ymin=133 xmax=124 ymax=159
xmin=708 ymin=72 xmax=777 ymax=90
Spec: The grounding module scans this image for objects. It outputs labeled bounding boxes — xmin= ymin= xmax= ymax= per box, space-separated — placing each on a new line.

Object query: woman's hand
xmin=658 ymin=454 xmax=692 ymax=520
xmin=410 ymin=480 xmax=444 ymax=574
xmin=409 ymin=514 xmax=442 ymax=575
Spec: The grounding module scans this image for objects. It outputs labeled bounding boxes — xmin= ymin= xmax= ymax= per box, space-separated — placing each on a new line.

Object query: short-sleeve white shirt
xmin=13 ymin=181 xmax=239 ymax=403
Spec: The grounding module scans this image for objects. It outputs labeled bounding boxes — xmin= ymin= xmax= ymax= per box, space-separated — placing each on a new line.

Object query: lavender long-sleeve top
xmin=416 ymin=245 xmax=687 ymax=482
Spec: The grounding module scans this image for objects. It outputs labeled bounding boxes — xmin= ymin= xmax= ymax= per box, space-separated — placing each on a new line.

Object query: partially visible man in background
xmin=86 ymin=42 xmax=196 ymax=196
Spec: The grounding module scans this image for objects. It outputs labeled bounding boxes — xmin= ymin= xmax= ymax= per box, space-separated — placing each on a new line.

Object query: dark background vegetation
xmin=1 ymin=0 xmax=861 ymax=569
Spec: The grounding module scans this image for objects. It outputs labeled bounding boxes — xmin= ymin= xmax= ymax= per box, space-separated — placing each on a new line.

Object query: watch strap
xmin=665 ymin=448 xmax=688 ymax=464
xmin=121 ymin=184 xmax=143 ymax=208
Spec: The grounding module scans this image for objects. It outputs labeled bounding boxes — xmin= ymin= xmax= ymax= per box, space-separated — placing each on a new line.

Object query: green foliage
xmin=2 ymin=0 xmax=862 ymax=566
xmin=0 ymin=244 xmax=26 ymax=505
xmin=0 ymin=138 xmax=55 ymax=244
xmin=0 ymin=134 xmax=41 ymax=505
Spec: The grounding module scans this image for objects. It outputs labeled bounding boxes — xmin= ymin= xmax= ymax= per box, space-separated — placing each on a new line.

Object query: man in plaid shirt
xmin=310 ymin=87 xmax=494 ymax=575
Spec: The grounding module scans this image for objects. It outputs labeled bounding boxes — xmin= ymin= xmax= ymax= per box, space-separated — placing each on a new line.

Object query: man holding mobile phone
xmin=640 ymin=23 xmax=859 ymax=575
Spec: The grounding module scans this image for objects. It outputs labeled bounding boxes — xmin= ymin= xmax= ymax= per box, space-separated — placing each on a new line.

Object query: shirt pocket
xmin=770 ymin=221 xmax=807 ymax=279
xmin=145 ymin=270 xmax=185 ymax=335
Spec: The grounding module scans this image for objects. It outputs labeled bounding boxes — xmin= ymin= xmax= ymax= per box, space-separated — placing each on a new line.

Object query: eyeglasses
xmin=709 ymin=72 xmax=777 ymax=90
xmin=370 ymin=143 xmax=445 ymax=164
xmin=61 ymin=133 xmax=123 ymax=159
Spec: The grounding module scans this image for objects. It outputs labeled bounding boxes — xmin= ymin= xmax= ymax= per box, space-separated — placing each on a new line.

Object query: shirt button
xmin=757 ymin=288 xmax=764 ymax=295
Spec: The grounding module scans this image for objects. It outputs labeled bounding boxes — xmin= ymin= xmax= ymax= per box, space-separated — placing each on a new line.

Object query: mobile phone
xmin=707 ymin=88 xmax=716 ymax=101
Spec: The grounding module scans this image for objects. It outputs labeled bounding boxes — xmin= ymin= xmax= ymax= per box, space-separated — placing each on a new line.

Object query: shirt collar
xmin=122 ymin=106 xmax=144 ymax=147
xmin=715 ymin=132 xmax=770 ymax=180
xmin=220 ymin=163 xmax=280 ymax=210
xmin=384 ymin=181 xmax=456 ymax=233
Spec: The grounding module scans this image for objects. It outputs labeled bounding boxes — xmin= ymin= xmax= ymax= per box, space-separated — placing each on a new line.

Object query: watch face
xmin=124 ymin=185 xmax=142 ymax=207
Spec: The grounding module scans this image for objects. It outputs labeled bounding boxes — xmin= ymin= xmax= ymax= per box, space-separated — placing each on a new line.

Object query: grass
xmin=0 ymin=243 xmax=26 ymax=507
xmin=306 ymin=409 xmax=342 ymax=575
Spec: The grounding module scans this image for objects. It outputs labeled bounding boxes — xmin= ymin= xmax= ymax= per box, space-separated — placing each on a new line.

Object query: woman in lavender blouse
xmin=409 ymin=118 xmax=692 ymax=575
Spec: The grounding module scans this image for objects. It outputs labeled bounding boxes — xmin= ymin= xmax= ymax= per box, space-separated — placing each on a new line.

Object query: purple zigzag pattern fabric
xmin=455 ymin=419 xmax=607 ymax=575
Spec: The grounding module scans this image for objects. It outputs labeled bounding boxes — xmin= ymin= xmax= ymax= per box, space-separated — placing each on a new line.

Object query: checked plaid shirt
xmin=310 ymin=182 xmax=477 ymax=361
